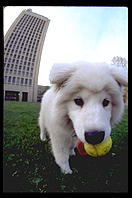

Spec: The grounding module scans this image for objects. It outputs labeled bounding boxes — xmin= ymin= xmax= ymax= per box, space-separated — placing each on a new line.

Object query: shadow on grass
xmin=3 ymin=139 xmax=128 ymax=193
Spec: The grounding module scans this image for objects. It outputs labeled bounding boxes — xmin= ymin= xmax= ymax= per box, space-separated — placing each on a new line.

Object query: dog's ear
xmin=49 ymin=63 xmax=75 ymax=88
xmin=110 ymin=65 xmax=128 ymax=87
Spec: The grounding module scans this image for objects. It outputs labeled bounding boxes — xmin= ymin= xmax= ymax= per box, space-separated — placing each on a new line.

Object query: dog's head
xmin=49 ymin=62 xmax=128 ymax=144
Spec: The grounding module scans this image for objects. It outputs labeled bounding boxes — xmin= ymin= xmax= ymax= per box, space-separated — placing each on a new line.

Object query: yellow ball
xmin=84 ymin=136 xmax=112 ymax=157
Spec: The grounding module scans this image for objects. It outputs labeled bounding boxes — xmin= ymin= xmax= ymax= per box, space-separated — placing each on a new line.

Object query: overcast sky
xmin=4 ymin=6 xmax=128 ymax=86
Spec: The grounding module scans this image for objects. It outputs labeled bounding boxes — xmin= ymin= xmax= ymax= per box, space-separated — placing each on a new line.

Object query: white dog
xmin=39 ymin=62 xmax=128 ymax=174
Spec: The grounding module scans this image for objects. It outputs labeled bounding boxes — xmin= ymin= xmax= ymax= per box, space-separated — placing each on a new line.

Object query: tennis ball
xmin=84 ymin=136 xmax=112 ymax=157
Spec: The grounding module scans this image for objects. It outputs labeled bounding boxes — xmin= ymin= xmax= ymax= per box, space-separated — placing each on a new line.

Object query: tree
xmin=111 ymin=56 xmax=128 ymax=68
xmin=111 ymin=56 xmax=128 ymax=105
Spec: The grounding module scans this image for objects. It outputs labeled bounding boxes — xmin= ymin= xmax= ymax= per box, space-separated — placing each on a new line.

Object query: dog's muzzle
xmin=85 ymin=131 xmax=105 ymax=145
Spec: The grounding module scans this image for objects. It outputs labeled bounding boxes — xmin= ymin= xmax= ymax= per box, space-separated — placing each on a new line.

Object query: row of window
xmin=5 ymin=51 xmax=36 ymax=59
xmin=5 ymin=39 xmax=39 ymax=50
xmin=6 ymin=33 xmax=40 ymax=47
xmin=4 ymin=51 xmax=36 ymax=62
xmin=5 ymin=63 xmax=33 ymax=72
xmin=4 ymin=61 xmax=34 ymax=69
xmin=4 ymin=76 xmax=32 ymax=86
xmin=5 ymin=53 xmax=36 ymax=61
xmin=5 ymin=68 xmax=33 ymax=77
xmin=5 ymin=62 xmax=34 ymax=71
xmin=5 ymin=37 xmax=39 ymax=52
xmin=4 ymin=47 xmax=37 ymax=56
xmin=10 ymin=30 xmax=41 ymax=43
xmin=5 ymin=63 xmax=34 ymax=71
xmin=8 ymin=31 xmax=41 ymax=45
xmin=4 ymin=57 xmax=35 ymax=65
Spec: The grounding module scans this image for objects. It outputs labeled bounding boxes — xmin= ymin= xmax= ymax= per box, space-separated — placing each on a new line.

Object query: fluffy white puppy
xmin=39 ymin=62 xmax=128 ymax=174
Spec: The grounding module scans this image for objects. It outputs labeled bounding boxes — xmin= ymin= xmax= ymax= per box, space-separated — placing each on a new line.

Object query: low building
xmin=37 ymin=85 xmax=50 ymax=102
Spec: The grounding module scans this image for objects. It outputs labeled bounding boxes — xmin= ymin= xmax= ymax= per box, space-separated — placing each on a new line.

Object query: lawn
xmin=3 ymin=101 xmax=128 ymax=192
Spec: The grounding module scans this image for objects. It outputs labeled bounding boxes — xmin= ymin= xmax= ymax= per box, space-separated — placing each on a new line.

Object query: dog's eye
xmin=102 ymin=99 xmax=110 ymax=107
xmin=74 ymin=98 xmax=84 ymax=107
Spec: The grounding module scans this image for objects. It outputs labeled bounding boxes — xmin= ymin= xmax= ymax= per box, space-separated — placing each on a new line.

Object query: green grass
xmin=3 ymin=101 xmax=128 ymax=192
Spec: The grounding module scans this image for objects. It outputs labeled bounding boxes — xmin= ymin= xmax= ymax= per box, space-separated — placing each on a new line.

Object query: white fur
xmin=39 ymin=62 xmax=128 ymax=174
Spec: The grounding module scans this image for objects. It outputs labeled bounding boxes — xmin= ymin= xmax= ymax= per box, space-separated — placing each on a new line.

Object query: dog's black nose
xmin=85 ymin=131 xmax=105 ymax=145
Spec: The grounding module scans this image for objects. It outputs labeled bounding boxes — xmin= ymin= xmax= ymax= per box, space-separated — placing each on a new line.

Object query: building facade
xmin=4 ymin=9 xmax=50 ymax=102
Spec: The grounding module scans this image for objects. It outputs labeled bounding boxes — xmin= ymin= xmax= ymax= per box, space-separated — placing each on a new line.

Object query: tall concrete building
xmin=4 ymin=9 xmax=50 ymax=102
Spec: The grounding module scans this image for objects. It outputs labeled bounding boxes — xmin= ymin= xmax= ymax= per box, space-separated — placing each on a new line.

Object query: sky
xmin=4 ymin=6 xmax=128 ymax=86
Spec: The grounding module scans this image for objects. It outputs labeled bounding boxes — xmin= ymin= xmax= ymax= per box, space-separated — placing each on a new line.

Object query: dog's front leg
xmin=50 ymin=134 xmax=73 ymax=174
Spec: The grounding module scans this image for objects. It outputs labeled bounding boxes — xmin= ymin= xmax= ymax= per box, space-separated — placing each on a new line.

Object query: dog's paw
xmin=40 ymin=133 xmax=46 ymax=141
xmin=59 ymin=162 xmax=73 ymax=174
xmin=61 ymin=168 xmax=73 ymax=174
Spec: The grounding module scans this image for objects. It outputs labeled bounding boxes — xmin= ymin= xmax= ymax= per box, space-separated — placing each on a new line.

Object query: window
xmin=18 ymin=71 xmax=21 ymax=75
xmin=25 ymin=79 xmax=28 ymax=84
xmin=8 ymin=76 xmax=11 ymax=83
xmin=4 ymin=76 xmax=8 ymax=83
xmin=12 ymin=77 xmax=16 ymax=84
xmin=17 ymin=77 xmax=20 ymax=84
xmin=29 ymin=79 xmax=32 ymax=85
xmin=21 ymin=78 xmax=24 ymax=84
